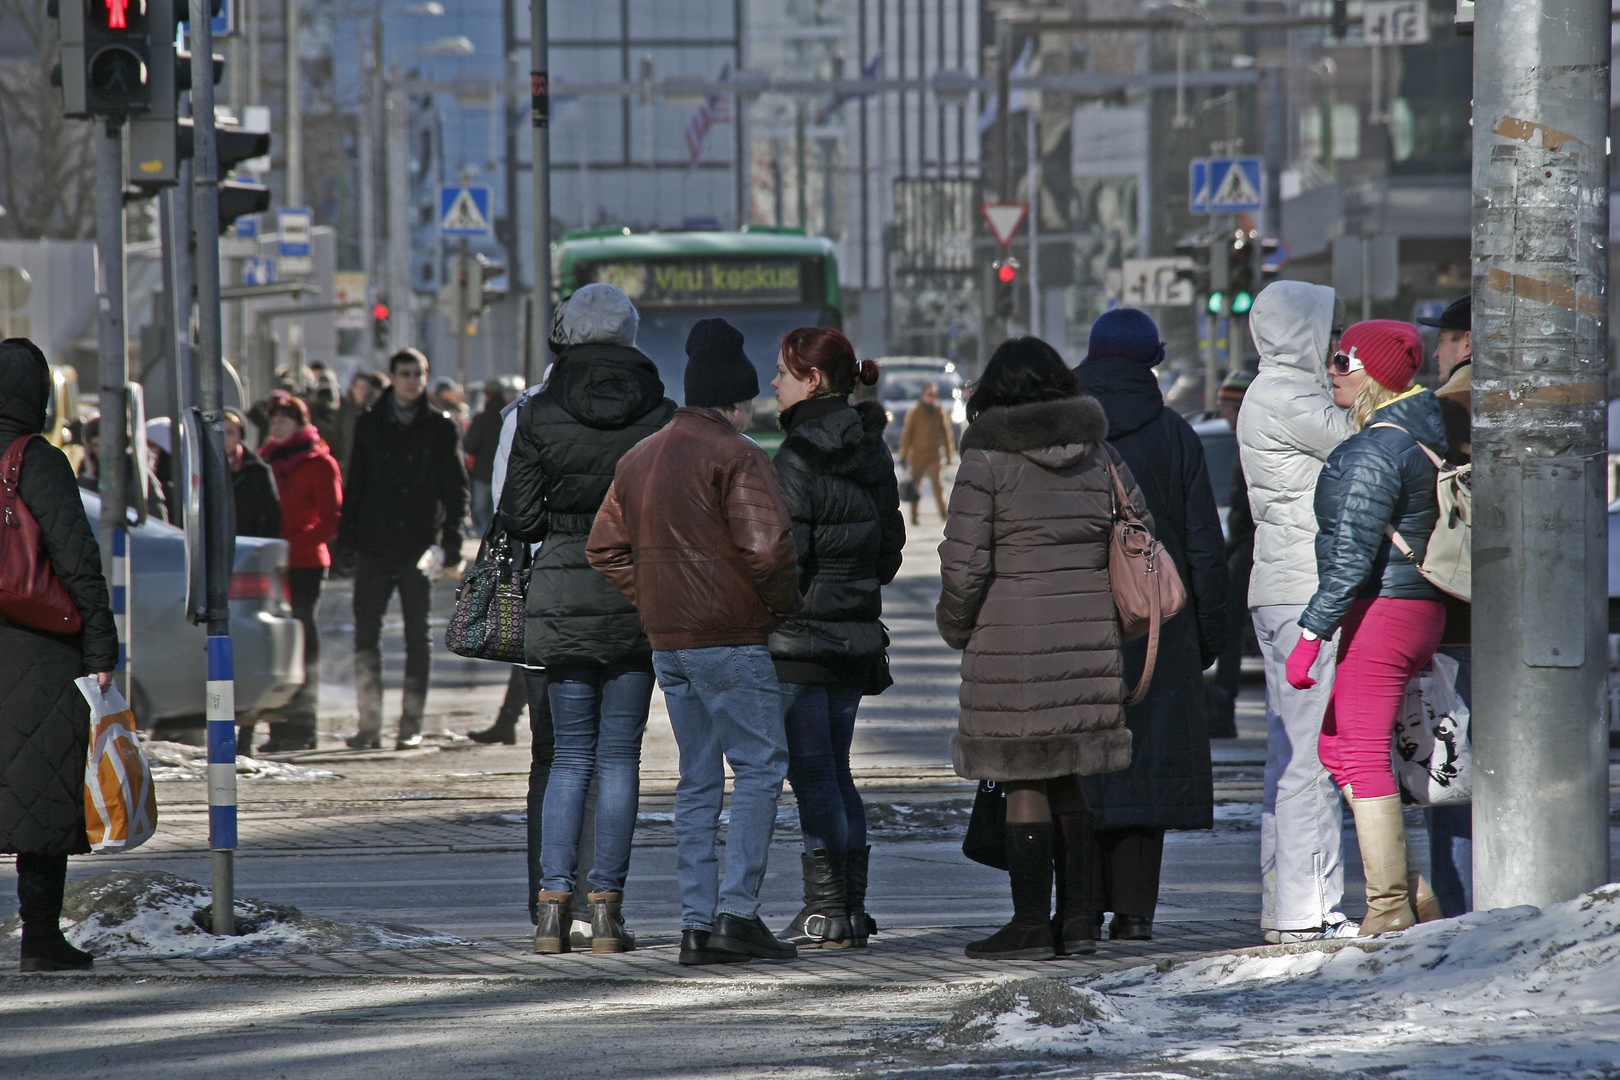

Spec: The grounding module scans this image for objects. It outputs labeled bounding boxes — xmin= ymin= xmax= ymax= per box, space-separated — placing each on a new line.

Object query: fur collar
xmin=959 ymin=395 xmax=1108 ymax=454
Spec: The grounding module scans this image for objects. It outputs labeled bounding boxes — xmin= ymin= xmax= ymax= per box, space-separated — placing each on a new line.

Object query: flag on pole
xmin=816 ymin=51 xmax=884 ymax=124
xmin=977 ymin=38 xmax=1034 ymax=133
xmin=686 ymin=64 xmax=734 ymax=167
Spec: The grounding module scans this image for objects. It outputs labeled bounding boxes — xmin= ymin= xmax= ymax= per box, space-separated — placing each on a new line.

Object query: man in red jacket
xmin=260 ymin=396 xmax=343 ymax=751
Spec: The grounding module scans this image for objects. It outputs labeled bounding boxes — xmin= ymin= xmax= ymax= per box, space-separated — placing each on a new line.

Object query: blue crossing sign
xmin=1189 ymin=156 xmax=1265 ymax=214
xmin=439 ymin=184 xmax=494 ymax=238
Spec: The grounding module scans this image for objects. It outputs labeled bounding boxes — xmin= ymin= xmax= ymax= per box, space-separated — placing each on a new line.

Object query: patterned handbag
xmin=444 ymin=519 xmax=529 ymax=663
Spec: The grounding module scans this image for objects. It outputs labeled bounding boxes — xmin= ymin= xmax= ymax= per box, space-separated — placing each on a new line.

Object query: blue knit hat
xmin=1084 ymin=308 xmax=1165 ymax=366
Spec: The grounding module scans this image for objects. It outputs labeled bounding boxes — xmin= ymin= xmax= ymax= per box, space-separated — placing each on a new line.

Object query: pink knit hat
xmin=1339 ymin=320 xmax=1423 ymax=392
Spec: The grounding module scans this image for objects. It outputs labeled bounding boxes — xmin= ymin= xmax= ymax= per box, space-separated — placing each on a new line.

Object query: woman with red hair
xmin=259 ymin=394 xmax=343 ymax=752
xmin=769 ymin=327 xmax=904 ymax=949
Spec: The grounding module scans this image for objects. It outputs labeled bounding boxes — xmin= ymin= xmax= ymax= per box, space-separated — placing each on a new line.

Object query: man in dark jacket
xmin=1074 ymin=308 xmax=1228 ymax=942
xmin=464 ymin=378 xmax=512 ymax=536
xmin=338 ymin=347 xmax=468 ymax=750
xmin=588 ymin=319 xmax=801 ymax=966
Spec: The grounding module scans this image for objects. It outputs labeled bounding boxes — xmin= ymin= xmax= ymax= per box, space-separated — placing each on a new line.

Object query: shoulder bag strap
xmin=1 ymin=435 xmax=35 ymax=526
xmin=1101 ymin=444 xmax=1160 ymax=706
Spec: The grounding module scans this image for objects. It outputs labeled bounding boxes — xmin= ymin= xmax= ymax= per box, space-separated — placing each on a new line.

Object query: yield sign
xmin=980 ymin=202 xmax=1028 ymax=247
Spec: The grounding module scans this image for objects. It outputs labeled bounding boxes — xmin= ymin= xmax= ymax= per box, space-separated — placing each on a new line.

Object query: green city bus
xmin=555 ymin=227 xmax=842 ymax=425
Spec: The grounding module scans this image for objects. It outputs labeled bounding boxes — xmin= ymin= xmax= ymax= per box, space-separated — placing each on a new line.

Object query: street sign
xmin=439 ymin=184 xmax=494 ymax=238
xmin=276 ymin=206 xmax=313 ymax=276
xmin=1189 ymin=159 xmax=1210 ymax=214
xmin=979 ymin=202 xmax=1028 ymax=248
xmin=1363 ymin=0 xmax=1429 ymax=44
xmin=242 ymin=257 xmax=276 ymax=286
xmin=1121 ymin=257 xmax=1196 ymax=307
xmin=1206 ymin=157 xmax=1264 ymax=213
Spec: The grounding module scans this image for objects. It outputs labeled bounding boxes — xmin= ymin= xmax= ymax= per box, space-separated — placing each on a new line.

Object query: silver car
xmin=81 ymin=490 xmax=304 ymax=729
xmin=877 ymin=358 xmax=966 ymax=452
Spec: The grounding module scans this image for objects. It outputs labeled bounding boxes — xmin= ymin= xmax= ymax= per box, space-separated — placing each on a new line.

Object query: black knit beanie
xmin=683 ymin=318 xmax=759 ymax=408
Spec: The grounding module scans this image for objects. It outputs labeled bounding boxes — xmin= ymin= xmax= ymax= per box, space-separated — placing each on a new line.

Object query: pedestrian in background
xmin=768 ymin=326 xmax=903 ymax=949
xmin=1238 ymin=281 xmax=1358 ymax=943
xmin=1286 ymin=320 xmax=1446 ymax=936
xmin=334 ymin=370 xmax=386 ymax=475
xmin=0 ymin=338 xmax=119 ymax=972
xmin=337 ymin=347 xmax=468 ymax=750
xmin=937 ymin=337 xmax=1142 ymax=962
xmin=589 ymin=317 xmax=801 ymax=966
xmin=223 ymin=408 xmax=281 ymax=539
xmin=464 ymin=378 xmax=512 ymax=537
xmin=500 ymin=284 xmax=676 ymax=955
xmin=1417 ymin=293 xmax=1473 ymax=916
xmin=1076 ymin=310 xmax=1228 ymax=944
xmin=258 ymin=395 xmax=343 ymax=753
xmin=897 ymin=380 xmax=954 ymax=524
xmin=77 ymin=415 xmax=171 ymax=524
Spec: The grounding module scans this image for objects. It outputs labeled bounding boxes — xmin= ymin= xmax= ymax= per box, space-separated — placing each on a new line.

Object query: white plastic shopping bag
xmin=77 ymin=676 xmax=159 ymax=853
xmin=1390 ymin=652 xmax=1472 ymax=807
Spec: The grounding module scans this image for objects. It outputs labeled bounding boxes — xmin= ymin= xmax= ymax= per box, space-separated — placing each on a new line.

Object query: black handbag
xmin=961 ymin=780 xmax=1008 ymax=870
xmin=444 ymin=518 xmax=529 ymax=663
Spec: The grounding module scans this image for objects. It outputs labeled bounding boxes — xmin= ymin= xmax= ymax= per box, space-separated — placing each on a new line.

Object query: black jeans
xmin=269 ymin=567 xmax=325 ymax=743
xmin=353 ymin=554 xmax=433 ymax=739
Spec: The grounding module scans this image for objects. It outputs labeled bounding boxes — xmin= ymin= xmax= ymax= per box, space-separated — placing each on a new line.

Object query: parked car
xmin=81 ymin=490 xmax=304 ymax=732
xmin=876 ymin=357 xmax=966 ymax=451
xmin=1190 ymin=414 xmax=1239 ymax=538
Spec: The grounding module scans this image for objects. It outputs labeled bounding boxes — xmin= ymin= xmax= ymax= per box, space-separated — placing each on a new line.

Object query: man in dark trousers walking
xmin=337 ymin=348 xmax=469 ymax=749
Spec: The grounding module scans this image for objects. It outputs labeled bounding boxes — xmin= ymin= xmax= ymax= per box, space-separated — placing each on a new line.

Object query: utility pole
xmin=1025 ymin=104 xmax=1040 ymax=337
xmin=455 ymin=237 xmax=471 ymax=389
xmin=94 ymin=121 xmax=130 ymax=697
xmin=386 ymin=80 xmax=414 ymax=352
xmin=1471 ymin=0 xmax=1611 ymax=908
xmin=191 ymin=0 xmax=239 ymax=937
xmin=528 ymin=0 xmax=551 ymax=385
xmin=996 ymin=18 xmax=1011 ymax=202
xmin=284 ymin=0 xmax=301 ymax=207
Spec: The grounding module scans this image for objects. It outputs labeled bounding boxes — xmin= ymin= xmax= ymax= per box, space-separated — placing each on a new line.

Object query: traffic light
xmin=127 ymin=0 xmax=223 ymax=187
xmin=51 ymin=0 xmax=153 ymax=118
xmin=468 ymin=255 xmax=507 ymax=314
xmin=372 ymin=300 xmax=391 ymax=351
xmin=214 ymin=124 xmax=272 ymax=233
xmin=1330 ymin=0 xmax=1349 ymax=37
xmin=992 ymin=257 xmax=1019 ymax=318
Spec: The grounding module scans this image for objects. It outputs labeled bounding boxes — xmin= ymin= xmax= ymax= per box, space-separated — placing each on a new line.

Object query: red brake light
xmin=228 ymin=572 xmax=273 ymax=600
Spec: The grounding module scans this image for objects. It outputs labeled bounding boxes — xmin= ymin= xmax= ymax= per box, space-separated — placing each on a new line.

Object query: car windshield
xmin=880 ymin=371 xmax=960 ymax=404
xmin=1197 ymin=425 xmax=1238 ymax=509
xmin=630 ymin=307 xmax=827 ymax=404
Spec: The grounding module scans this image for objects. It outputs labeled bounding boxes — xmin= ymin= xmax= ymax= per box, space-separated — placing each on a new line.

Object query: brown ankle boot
xmin=588 ymin=891 xmax=634 ymax=953
xmin=533 ymin=891 xmax=572 ymax=954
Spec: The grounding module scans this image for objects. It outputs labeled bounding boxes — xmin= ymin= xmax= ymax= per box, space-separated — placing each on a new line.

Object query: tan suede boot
xmin=1408 ymin=869 xmax=1442 ymax=923
xmin=1348 ymin=794 xmax=1416 ymax=936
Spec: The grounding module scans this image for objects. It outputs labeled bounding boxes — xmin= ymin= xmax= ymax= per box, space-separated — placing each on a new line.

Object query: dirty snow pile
xmin=143 ymin=740 xmax=338 ymax=782
xmin=925 ymin=885 xmax=1620 ymax=1079
xmin=0 ymin=871 xmax=470 ymax=960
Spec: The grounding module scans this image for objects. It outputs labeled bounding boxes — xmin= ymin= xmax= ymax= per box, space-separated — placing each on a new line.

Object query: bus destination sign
xmin=580 ymin=258 xmax=807 ymax=308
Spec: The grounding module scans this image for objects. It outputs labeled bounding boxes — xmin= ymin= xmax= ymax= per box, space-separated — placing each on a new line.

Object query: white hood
xmin=1248 ymin=281 xmax=1337 ymax=394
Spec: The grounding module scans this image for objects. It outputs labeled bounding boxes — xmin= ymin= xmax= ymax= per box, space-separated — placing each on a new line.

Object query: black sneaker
xmin=678 ymin=929 xmax=749 ymax=966
xmin=345 ymin=734 xmax=381 ymax=750
xmin=707 ymin=913 xmax=797 ymax=961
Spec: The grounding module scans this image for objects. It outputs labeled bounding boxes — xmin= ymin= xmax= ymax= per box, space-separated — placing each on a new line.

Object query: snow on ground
xmin=143 ymin=740 xmax=339 ymax=782
xmin=0 ymin=871 xmax=471 ymax=960
xmin=920 ymin=886 xmax=1620 ymax=1079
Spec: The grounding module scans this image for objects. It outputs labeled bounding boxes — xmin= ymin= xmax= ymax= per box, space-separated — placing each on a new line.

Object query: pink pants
xmin=1318 ymin=597 xmax=1446 ymax=799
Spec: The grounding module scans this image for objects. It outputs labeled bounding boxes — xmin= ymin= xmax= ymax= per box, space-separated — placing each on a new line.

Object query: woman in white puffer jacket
xmin=1235 ymin=280 xmax=1356 ymax=943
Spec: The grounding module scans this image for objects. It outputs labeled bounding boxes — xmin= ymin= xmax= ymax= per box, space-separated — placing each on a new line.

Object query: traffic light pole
xmin=1470 ymin=0 xmax=1611 ymax=909
xmin=191 ymin=0 xmax=239 ymax=937
xmin=94 ymin=120 xmax=130 ymax=695
xmin=456 ymin=237 xmax=471 ymax=390
xmin=528 ymin=0 xmax=551 ymax=385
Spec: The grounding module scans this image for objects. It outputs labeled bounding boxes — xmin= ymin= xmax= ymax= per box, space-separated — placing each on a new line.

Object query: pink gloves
xmin=1286 ymin=635 xmax=1323 ymax=690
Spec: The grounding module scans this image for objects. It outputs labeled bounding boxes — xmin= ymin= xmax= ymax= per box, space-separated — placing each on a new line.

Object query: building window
xmin=1302 ymin=103 xmax=1362 ymax=163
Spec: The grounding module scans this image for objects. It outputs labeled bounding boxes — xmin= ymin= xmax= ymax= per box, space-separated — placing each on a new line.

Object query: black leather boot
xmin=965 ymin=822 xmax=1056 ymax=961
xmin=1110 ymin=914 xmax=1153 ymax=940
xmin=533 ymin=890 xmax=571 ymax=954
xmin=469 ymin=668 xmax=525 ymax=745
xmin=17 ymin=853 xmax=92 ymax=973
xmin=587 ymin=891 xmax=634 ymax=953
xmin=1052 ymin=812 xmax=1099 ymax=956
xmin=845 ymin=845 xmax=876 ymax=947
xmin=780 ymin=849 xmax=853 ymax=948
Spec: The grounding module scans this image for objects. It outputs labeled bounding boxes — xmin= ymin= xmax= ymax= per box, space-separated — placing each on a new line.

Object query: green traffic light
xmin=1207 ymin=292 xmax=1224 ymax=315
xmin=1232 ymin=291 xmax=1253 ymax=315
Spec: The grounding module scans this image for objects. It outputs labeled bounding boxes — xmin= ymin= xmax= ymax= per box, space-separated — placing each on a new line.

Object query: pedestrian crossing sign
xmin=439 ymin=184 xmax=494 ymax=237
xmin=1205 ymin=156 xmax=1264 ymax=213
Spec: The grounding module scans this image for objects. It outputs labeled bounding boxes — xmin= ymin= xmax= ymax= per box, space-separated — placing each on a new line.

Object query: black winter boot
xmin=533 ymin=891 xmax=572 ymax=954
xmin=845 ymin=845 xmax=876 ymax=947
xmin=1052 ymin=812 xmax=1099 ymax=956
xmin=965 ymin=822 xmax=1056 ymax=961
xmin=469 ymin=667 xmax=525 ymax=745
xmin=780 ymin=850 xmax=853 ymax=948
xmin=17 ymin=853 xmax=92 ymax=972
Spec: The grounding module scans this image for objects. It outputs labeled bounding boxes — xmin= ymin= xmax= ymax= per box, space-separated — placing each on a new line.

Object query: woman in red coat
xmin=259 ymin=395 xmax=343 ymax=751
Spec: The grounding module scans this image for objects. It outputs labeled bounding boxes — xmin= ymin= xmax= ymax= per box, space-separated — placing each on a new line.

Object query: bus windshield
xmin=633 ymin=307 xmax=825 ymax=404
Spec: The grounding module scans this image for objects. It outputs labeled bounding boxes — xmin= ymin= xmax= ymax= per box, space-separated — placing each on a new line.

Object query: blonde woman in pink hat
xmin=1285 ymin=320 xmax=1448 ymax=936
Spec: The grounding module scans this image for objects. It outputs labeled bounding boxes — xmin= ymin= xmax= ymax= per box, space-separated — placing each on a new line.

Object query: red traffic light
xmin=997 ymin=262 xmax=1017 ymax=284
xmin=371 ymin=302 xmax=390 ymax=321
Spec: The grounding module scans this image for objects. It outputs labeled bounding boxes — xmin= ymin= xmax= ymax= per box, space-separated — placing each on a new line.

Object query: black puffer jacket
xmin=231 ymin=445 xmax=281 ymax=539
xmin=0 ymin=338 xmax=119 ymax=855
xmin=500 ymin=343 xmax=676 ymax=667
xmin=338 ymin=388 xmax=468 ymax=561
xmin=1300 ymin=388 xmax=1446 ymax=638
xmin=769 ymin=397 xmax=904 ymax=687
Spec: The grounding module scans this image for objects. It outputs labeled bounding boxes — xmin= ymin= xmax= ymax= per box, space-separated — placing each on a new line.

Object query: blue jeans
xmin=539 ymin=661 xmax=655 ymax=895
xmin=653 ymin=645 xmax=788 ymax=931
xmin=780 ymin=683 xmax=866 ymax=854
xmin=1426 ymin=645 xmax=1473 ymax=916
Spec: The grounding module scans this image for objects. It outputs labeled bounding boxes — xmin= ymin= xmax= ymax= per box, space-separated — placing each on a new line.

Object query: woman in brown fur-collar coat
xmin=937 ymin=336 xmax=1147 ymax=962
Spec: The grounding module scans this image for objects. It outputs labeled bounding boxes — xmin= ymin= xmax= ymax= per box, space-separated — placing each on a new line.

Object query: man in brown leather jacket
xmin=589 ymin=317 xmax=800 ymax=967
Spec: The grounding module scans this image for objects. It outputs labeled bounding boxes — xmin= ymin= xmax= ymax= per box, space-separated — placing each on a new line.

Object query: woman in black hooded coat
xmin=0 ymin=338 xmax=119 ymax=971
xmin=1073 ymin=309 xmax=1227 ymax=942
